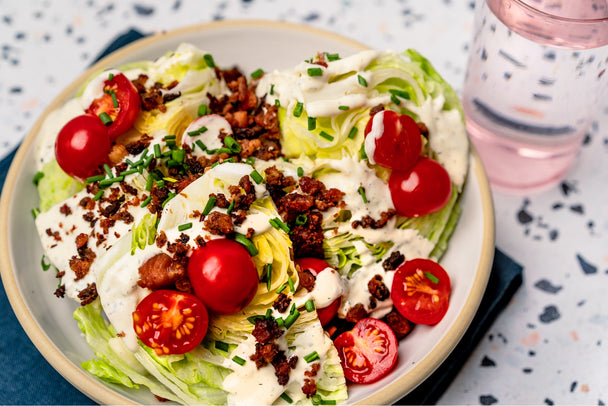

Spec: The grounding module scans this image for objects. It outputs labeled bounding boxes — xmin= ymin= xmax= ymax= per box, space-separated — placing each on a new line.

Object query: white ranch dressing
xmin=363 ymin=110 xmax=385 ymax=166
xmin=309 ymin=268 xmax=346 ymax=308
xmin=180 ymin=114 xmax=231 ymax=157
xmin=80 ymin=69 xmax=122 ymax=110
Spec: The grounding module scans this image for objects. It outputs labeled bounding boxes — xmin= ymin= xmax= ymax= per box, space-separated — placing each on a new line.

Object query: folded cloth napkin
xmin=0 ymin=29 xmax=523 ymax=405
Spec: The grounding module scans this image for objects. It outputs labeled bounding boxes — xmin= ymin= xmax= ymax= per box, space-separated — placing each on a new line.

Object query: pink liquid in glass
xmin=462 ymin=0 xmax=608 ymax=193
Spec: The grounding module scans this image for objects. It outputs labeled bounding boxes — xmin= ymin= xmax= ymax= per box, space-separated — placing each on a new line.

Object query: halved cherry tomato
xmin=296 ymin=257 xmax=341 ymax=326
xmin=132 ymin=290 xmax=208 ymax=355
xmin=364 ymin=110 xmax=422 ymax=172
xmin=334 ymin=318 xmax=398 ymax=384
xmin=187 ymin=238 xmax=258 ymax=315
xmin=391 ymin=258 xmax=451 ymax=325
xmin=55 ymin=114 xmax=111 ymax=179
xmin=85 ymin=72 xmax=141 ymax=140
xmin=388 ymin=157 xmax=452 ymax=217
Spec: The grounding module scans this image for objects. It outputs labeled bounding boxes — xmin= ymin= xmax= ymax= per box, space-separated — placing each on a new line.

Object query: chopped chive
xmin=280 ymin=392 xmax=293 ymax=404
xmin=125 ymin=158 xmax=135 ymax=167
xmin=142 ymin=154 xmax=154 ymax=168
xmin=226 ymin=199 xmax=235 ymax=215
xmin=165 ymin=140 xmax=176 ymax=148
xmin=110 ymin=90 xmax=118 ymax=108
xmin=85 ymin=174 xmax=105 ymax=183
xmin=214 ymin=340 xmax=229 ymax=352
xmin=297 ymin=167 xmax=304 ymax=177
xmin=284 ymin=307 xmax=299 ymax=328
xmin=103 ymin=163 xmax=113 ymax=177
xmin=232 ymin=356 xmax=246 ymax=366
xmin=234 ymin=232 xmax=258 ymax=256
xmin=32 ymin=171 xmax=44 ymax=186
xmin=358 ymin=186 xmax=368 ymax=203
xmin=247 ymin=315 xmax=265 ymax=324
xmin=224 ymin=157 xmax=236 ymax=164
xmin=390 ymin=93 xmax=401 ymax=105
xmin=348 ymin=126 xmax=358 ymax=140
xmin=224 ymin=135 xmax=241 ymax=153
xmin=99 ymin=176 xmax=124 ymax=188
xmin=251 ymin=68 xmax=264 ymax=79
xmin=203 ymin=53 xmax=215 ymax=68
xmin=108 ymin=73 xmax=114 ymax=81
xmin=129 ymin=158 xmax=143 ymax=167
xmin=188 ymin=126 xmax=208 ymax=136
xmin=326 ymin=53 xmax=340 ymax=61
xmin=265 ymin=308 xmax=273 ymax=319
xmin=140 ymin=195 xmax=152 ymax=208
xmin=274 ymin=99 xmax=281 ymax=107
xmin=357 ymin=74 xmax=368 ymax=87
xmin=172 ymin=149 xmax=185 ymax=163
xmin=99 ymin=112 xmax=113 ymax=126
xmin=41 ymin=255 xmax=51 ymax=271
xmin=269 ymin=217 xmax=290 ymax=233
xmin=246 ymin=157 xmax=255 ymax=165
xmin=293 ymin=101 xmax=304 ymax=118
xmin=250 ymin=170 xmax=263 ymax=184
xmin=308 ymin=116 xmax=316 ymax=131
xmin=276 ymin=284 xmax=287 ymax=294
xmin=154 ymin=144 xmax=162 ymax=158
xmin=425 ymin=271 xmax=440 ymax=284
xmin=359 ymin=144 xmax=368 ymax=161
xmin=211 ymin=161 xmax=220 ymax=169
xmin=287 ymin=277 xmax=295 ymax=293
xmin=338 ymin=105 xmax=349 ymax=111
xmin=307 ymin=67 xmax=323 ymax=77
xmin=275 ymin=317 xmax=285 ymax=328
xmin=178 ymin=222 xmax=192 ymax=232
xmin=295 ymin=214 xmax=307 ymax=226
xmin=31 ymin=207 xmax=40 ymax=219
xmin=156 ymin=180 xmax=165 ymax=189
xmin=270 ymin=84 xmax=275 ymax=95
xmin=197 ymin=104 xmax=208 ymax=117
xmin=161 ymin=192 xmax=176 ymax=208
xmin=319 ymin=131 xmax=334 ymax=141
xmin=266 ymin=263 xmax=273 ymax=291
xmin=389 ymin=88 xmax=410 ymax=100
xmin=195 ymin=140 xmax=207 ymax=152
xmin=164 ymin=135 xmax=176 ymax=140
xmin=202 ymin=196 xmax=217 ymax=216
xmin=163 ymin=177 xmax=178 ymax=183
xmin=141 ymin=147 xmax=149 ymax=159
xmin=304 ymin=351 xmax=320 ymax=363
xmin=93 ymin=190 xmax=104 ymax=201
xmin=305 ymin=299 xmax=315 ymax=312
xmin=145 ymin=175 xmax=154 ymax=191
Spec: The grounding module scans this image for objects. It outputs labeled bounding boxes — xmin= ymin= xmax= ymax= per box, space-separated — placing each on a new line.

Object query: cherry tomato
xmin=334 ymin=318 xmax=398 ymax=384
xmin=388 ymin=157 xmax=452 ymax=218
xmin=85 ymin=73 xmax=141 ymax=140
xmin=364 ymin=110 xmax=422 ymax=172
xmin=55 ymin=114 xmax=111 ymax=179
xmin=133 ymin=290 xmax=209 ymax=355
xmin=391 ymin=258 xmax=451 ymax=325
xmin=296 ymin=257 xmax=341 ymax=326
xmin=187 ymin=238 xmax=258 ymax=315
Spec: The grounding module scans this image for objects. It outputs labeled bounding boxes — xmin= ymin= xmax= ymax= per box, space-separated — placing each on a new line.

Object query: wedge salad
xmin=31 ymin=43 xmax=469 ymax=405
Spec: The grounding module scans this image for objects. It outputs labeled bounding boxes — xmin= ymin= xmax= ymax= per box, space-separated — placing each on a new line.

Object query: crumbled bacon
xmin=251 ymin=318 xmax=283 ymax=344
xmin=351 ymin=209 xmax=397 ymax=230
xmin=297 ymin=269 xmax=316 ymax=292
xmin=272 ymin=293 xmax=291 ymax=313
xmin=383 ymin=309 xmax=415 ymax=340
xmin=59 ymin=203 xmax=72 ymax=216
xmin=137 ymin=253 xmax=187 ymax=290
xmin=77 ymin=283 xmax=98 ymax=306
xmin=383 ymin=251 xmax=405 ymax=271
xmin=203 ymin=211 xmax=234 ymax=236
xmin=345 ymin=303 xmax=369 ymax=323
xmin=289 ymin=211 xmax=325 ymax=258
xmin=368 ymin=274 xmax=390 ymax=301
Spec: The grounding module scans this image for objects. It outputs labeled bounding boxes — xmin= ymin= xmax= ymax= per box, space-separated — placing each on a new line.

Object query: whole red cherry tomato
xmin=388 ymin=157 xmax=452 ymax=217
xmin=187 ymin=238 xmax=259 ymax=315
xmin=86 ymin=72 xmax=141 ymax=140
xmin=133 ymin=290 xmax=209 ymax=355
xmin=391 ymin=258 xmax=451 ymax=325
xmin=296 ymin=257 xmax=341 ymax=326
xmin=364 ymin=110 xmax=422 ymax=172
xmin=334 ymin=318 xmax=398 ymax=384
xmin=55 ymin=114 xmax=111 ymax=179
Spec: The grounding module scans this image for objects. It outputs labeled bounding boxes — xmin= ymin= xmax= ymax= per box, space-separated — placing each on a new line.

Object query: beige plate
xmin=0 ymin=20 xmax=495 ymax=405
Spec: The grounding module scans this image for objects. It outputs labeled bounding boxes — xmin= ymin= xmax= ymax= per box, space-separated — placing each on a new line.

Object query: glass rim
xmin=510 ymin=0 xmax=608 ymax=24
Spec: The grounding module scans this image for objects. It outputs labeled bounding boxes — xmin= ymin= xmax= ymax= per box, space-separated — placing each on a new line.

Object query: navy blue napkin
xmin=0 ymin=29 xmax=523 ymax=405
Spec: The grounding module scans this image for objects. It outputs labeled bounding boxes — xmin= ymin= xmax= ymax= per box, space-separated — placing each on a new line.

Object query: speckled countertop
xmin=1 ymin=0 xmax=607 ymax=405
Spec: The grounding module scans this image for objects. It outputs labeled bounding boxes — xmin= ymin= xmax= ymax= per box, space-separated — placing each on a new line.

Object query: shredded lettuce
xmin=131 ymin=212 xmax=157 ymax=255
xmin=36 ymin=159 xmax=84 ymax=212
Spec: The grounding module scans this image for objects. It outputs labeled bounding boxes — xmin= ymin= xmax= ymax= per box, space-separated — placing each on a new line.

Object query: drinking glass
xmin=462 ymin=0 xmax=608 ymax=193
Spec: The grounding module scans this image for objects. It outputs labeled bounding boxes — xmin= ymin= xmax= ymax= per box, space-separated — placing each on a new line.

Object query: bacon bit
xmin=137 ymin=253 xmax=187 ymax=290
xmin=302 ymin=377 xmax=317 ymax=398
xmin=345 ymin=303 xmax=369 ymax=323
xmin=368 ymin=274 xmax=389 ymax=301
xmin=203 ymin=211 xmax=234 ymax=236
xmin=351 ymin=209 xmax=397 ymax=230
xmin=77 ymin=283 xmax=98 ymax=306
xmin=108 ymin=144 xmax=129 ymax=165
xmin=54 ymin=285 xmax=66 ymax=298
xmin=59 ymin=204 xmax=72 ymax=216
xmin=383 ymin=309 xmax=415 ymax=340
xmin=75 ymin=233 xmax=89 ymax=249
xmin=382 ymin=251 xmax=405 ymax=271
xmin=45 ymin=228 xmax=62 ymax=241
xmin=272 ymin=293 xmax=291 ymax=313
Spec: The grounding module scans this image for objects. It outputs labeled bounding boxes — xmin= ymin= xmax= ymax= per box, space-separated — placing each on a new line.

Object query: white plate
xmin=0 ymin=20 xmax=495 ymax=405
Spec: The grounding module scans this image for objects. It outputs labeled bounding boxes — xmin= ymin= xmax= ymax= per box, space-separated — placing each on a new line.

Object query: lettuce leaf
xmin=36 ymin=159 xmax=84 ymax=212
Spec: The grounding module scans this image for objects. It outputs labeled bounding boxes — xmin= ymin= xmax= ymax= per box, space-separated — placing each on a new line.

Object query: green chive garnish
xmin=250 ymin=170 xmax=263 ymax=184
xmin=357 ymin=74 xmax=368 ymax=87
xmin=287 ymin=277 xmax=295 ymax=293
xmin=270 ymin=84 xmax=275 ymax=95
xmin=274 ymin=99 xmax=281 ymax=107
xmin=389 ymin=89 xmax=410 ymax=100
xmin=203 ymin=54 xmax=216 ymax=68
xmin=425 ymin=271 xmax=440 ymax=284
xmin=202 ymin=196 xmax=217 ymax=216
xmin=358 ymin=186 xmax=368 ymax=203
xmin=224 ymin=135 xmax=241 ymax=153
xmin=215 ymin=341 xmax=229 ymax=352
xmin=108 ymin=73 xmax=114 ymax=81
xmin=32 ymin=171 xmax=44 ymax=186
xmin=178 ymin=222 xmax=192 ymax=232
xmin=140 ymin=195 xmax=152 ymax=208
xmin=304 ymin=351 xmax=320 ymax=363
xmin=110 ymin=90 xmax=118 ymax=108
xmin=99 ymin=176 xmax=124 ymax=188
xmin=234 ymin=232 xmax=258 ymax=256
xmin=153 ymin=144 xmax=162 ymax=158
xmin=145 ymin=175 xmax=154 ymax=191
xmin=284 ymin=307 xmax=299 ymax=328
xmin=338 ymin=105 xmax=349 ymax=111
xmin=390 ymin=94 xmax=401 ymax=105
xmin=269 ymin=217 xmax=290 ymax=233
xmin=226 ymin=199 xmax=235 ymax=215
xmin=297 ymin=167 xmax=304 ymax=177
xmin=319 ymin=131 xmax=334 ymax=141
xmin=308 ymin=116 xmax=316 ymax=131
xmin=307 ymin=67 xmax=323 ymax=77
xmin=232 ymin=356 xmax=246 ymax=366
xmin=326 ymin=53 xmax=340 ymax=61
xmin=161 ymin=192 xmax=176 ymax=208
xmin=103 ymin=163 xmax=113 ymax=178
xmin=119 ymin=168 xmax=138 ymax=176
xmin=251 ymin=68 xmax=264 ymax=79
xmin=266 ymin=263 xmax=273 ymax=291
xmin=41 ymin=255 xmax=51 ymax=271
xmin=305 ymin=299 xmax=315 ymax=312
xmin=99 ymin=112 xmax=112 ymax=126
xmin=85 ymin=174 xmax=105 ymax=183
xmin=31 ymin=208 xmax=40 ymax=219
xmin=348 ymin=126 xmax=358 ymax=140
xmin=156 ymin=180 xmax=165 ymax=188
xmin=93 ymin=190 xmax=104 ymax=201
xmin=295 ymin=214 xmax=307 ymax=226
xmin=275 ymin=317 xmax=285 ymax=327
xmin=293 ymin=101 xmax=304 ymax=118
xmin=280 ymin=392 xmax=293 ymax=404
xmin=172 ymin=149 xmax=185 ymax=163
xmin=163 ymin=177 xmax=178 ymax=183
xmin=276 ymin=284 xmax=287 ymax=294
xmin=195 ymin=140 xmax=207 ymax=152
xmin=359 ymin=144 xmax=368 ymax=160
xmin=197 ymin=104 xmax=208 ymax=117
